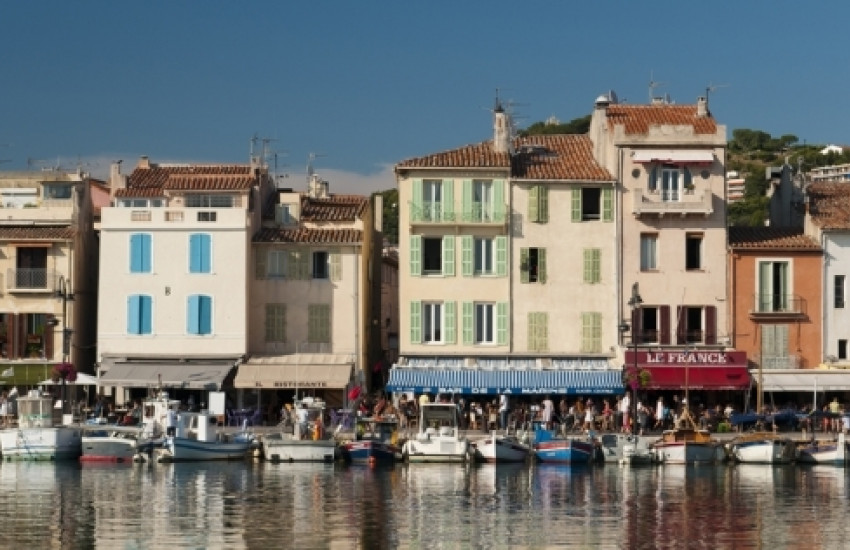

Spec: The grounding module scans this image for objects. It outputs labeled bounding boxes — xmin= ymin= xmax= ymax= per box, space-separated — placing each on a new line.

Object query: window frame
xmin=685 ymin=233 xmax=703 ymax=271
xmin=835 ymin=275 xmax=846 ymax=309
xmin=640 ymin=233 xmax=658 ymax=271
xmin=474 ymin=238 xmax=494 ymax=275
xmin=421 ymin=237 xmax=443 ymax=275
xmin=422 ymin=302 xmax=443 ymax=344
xmin=127 ymin=294 xmax=153 ymax=335
xmin=312 ymin=251 xmax=329 ymax=280
xmin=187 ymin=294 xmax=213 ymax=336
xmin=189 ymin=233 xmax=212 ymax=274
xmin=474 ymin=302 xmax=495 ymax=345
xmin=265 ymin=303 xmax=286 ymax=343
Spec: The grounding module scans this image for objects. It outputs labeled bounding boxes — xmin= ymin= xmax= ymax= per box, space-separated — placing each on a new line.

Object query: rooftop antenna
xmin=306 ymin=152 xmax=326 ymax=183
xmin=705 ymin=82 xmax=729 ymax=104
xmin=648 ymin=72 xmax=667 ymax=102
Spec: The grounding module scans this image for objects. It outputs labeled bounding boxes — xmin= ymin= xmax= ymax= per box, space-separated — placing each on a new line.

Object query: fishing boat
xmin=598 ymin=433 xmax=657 ymax=465
xmin=796 ymin=432 xmax=847 ymax=465
xmin=341 ymin=416 xmax=401 ymax=465
xmin=0 ymin=389 xmax=81 ymax=461
xmin=533 ymin=428 xmax=595 ymax=464
xmin=157 ymin=409 xmax=256 ymax=462
xmin=651 ymin=408 xmax=723 ymax=464
xmin=80 ymin=392 xmax=181 ymax=463
xmin=402 ymin=402 xmax=471 ymax=463
xmin=473 ymin=432 xmax=532 ymax=463
xmin=263 ymin=398 xmax=338 ymax=463
xmin=729 ymin=432 xmax=796 ymax=464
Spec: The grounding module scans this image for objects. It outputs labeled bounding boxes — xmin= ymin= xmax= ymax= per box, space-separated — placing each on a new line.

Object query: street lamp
xmin=55 ymin=276 xmax=74 ymax=363
xmin=627 ymin=282 xmax=643 ymax=435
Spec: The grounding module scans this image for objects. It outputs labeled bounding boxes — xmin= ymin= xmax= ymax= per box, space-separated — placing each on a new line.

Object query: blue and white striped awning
xmin=386 ymin=367 xmax=624 ymax=396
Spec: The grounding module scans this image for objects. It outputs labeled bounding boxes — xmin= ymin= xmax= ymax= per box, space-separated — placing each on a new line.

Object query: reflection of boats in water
xmin=797 ymin=432 xmax=847 ymax=465
xmin=729 ymin=432 xmax=796 ymax=464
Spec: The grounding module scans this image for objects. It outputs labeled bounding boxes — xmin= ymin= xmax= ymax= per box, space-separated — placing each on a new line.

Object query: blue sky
xmin=2 ymin=2 xmax=849 ymax=194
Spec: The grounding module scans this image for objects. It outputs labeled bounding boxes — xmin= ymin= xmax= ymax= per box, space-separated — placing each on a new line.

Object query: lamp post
xmin=55 ymin=276 xmax=74 ymax=415
xmin=627 ymin=282 xmax=643 ymax=436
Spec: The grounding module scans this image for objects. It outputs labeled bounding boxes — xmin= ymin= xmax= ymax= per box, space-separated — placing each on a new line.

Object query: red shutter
xmin=676 ymin=306 xmax=686 ymax=345
xmin=4 ymin=314 xmax=14 ymax=359
xmin=16 ymin=314 xmax=26 ymax=359
xmin=44 ymin=314 xmax=55 ymax=360
xmin=631 ymin=308 xmax=641 ymax=344
xmin=705 ymin=306 xmax=717 ymax=345
xmin=660 ymin=306 xmax=670 ymax=345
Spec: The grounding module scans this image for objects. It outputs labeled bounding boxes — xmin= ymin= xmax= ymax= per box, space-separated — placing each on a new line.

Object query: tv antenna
xmin=306 ymin=152 xmax=326 ymax=182
xmin=648 ymin=72 xmax=667 ymax=102
xmin=705 ymin=82 xmax=729 ymax=103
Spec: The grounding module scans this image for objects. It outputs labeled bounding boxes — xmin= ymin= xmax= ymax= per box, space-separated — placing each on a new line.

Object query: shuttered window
xmin=265 ymin=303 xmax=286 ymax=342
xmin=188 ymin=233 xmax=211 ymax=273
xmin=528 ymin=312 xmax=548 ymax=352
xmin=308 ymin=304 xmax=331 ymax=344
xmin=187 ymin=295 xmax=212 ymax=335
xmin=583 ymin=248 xmax=601 ymax=284
xmin=127 ymin=295 xmax=152 ymax=335
xmin=129 ymin=233 xmax=152 ymax=273
xmin=581 ymin=312 xmax=602 ymax=353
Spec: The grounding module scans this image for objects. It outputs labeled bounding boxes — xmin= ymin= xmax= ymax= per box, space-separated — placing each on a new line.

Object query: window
xmin=685 ymin=233 xmax=702 ymax=270
xmin=410 ymin=301 xmax=454 ymax=344
xmin=649 ymin=165 xmax=693 ymax=202
xmin=583 ymin=248 xmax=601 ymax=284
xmin=640 ymin=234 xmax=657 ymax=271
xmin=757 ymin=260 xmax=790 ymax=312
xmin=835 ymin=275 xmax=845 ymax=309
xmin=528 ymin=185 xmax=549 ymax=223
xmin=313 ymin=251 xmax=329 ymax=279
xmin=15 ymin=247 xmax=47 ymax=288
xmin=571 ymin=187 xmax=613 ymax=222
xmin=118 ymin=198 xmax=163 ymax=208
xmin=185 ymin=194 xmax=233 ymax=208
xmin=411 ymin=235 xmax=454 ymax=277
xmin=461 ymin=236 xmax=506 ymax=277
xmin=265 ymin=304 xmax=286 ymax=342
xmin=422 ymin=179 xmax=443 ymax=222
xmin=129 ymin=233 xmax=152 ymax=273
xmin=43 ymin=183 xmax=72 ymax=200
xmin=187 ymin=295 xmax=212 ymax=335
xmin=474 ymin=238 xmax=494 ymax=275
xmin=276 ymin=204 xmax=295 ymax=225
xmin=520 ymin=248 xmax=546 ymax=283
xmin=127 ymin=295 xmax=152 ymax=335
xmin=307 ymin=304 xmax=331 ymax=344
xmin=660 ymin=166 xmax=680 ymax=201
xmin=761 ymin=325 xmax=789 ymax=369
xmin=581 ymin=312 xmax=602 ymax=353
xmin=473 ymin=303 xmax=494 ymax=344
xmin=422 ymin=238 xmax=442 ymax=274
xmin=528 ymin=312 xmax=548 ymax=352
xmin=267 ymin=250 xmax=288 ymax=278
xmin=839 ymin=339 xmax=848 ymax=361
xmin=197 ymin=211 xmax=217 ymax=222
xmin=639 ymin=307 xmax=660 ymax=344
xmin=189 ymin=233 xmax=211 ymax=273
xmin=422 ymin=302 xmax=443 ymax=343
xmin=676 ymin=305 xmax=716 ymax=345
xmin=472 ymin=180 xmax=493 ymax=222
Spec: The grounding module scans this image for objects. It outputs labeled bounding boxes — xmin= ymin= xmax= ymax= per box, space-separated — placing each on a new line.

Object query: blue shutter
xmin=187 ymin=295 xmax=200 ymax=334
xmin=128 ymin=295 xmax=140 ymax=334
xmin=140 ymin=295 xmax=152 ymax=334
xmin=199 ymin=295 xmax=212 ymax=335
xmin=189 ymin=234 xmax=211 ymax=273
xmin=130 ymin=234 xmax=151 ymax=273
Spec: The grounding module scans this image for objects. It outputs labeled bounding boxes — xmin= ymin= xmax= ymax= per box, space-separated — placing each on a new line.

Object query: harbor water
xmin=0 ymin=460 xmax=848 ymax=549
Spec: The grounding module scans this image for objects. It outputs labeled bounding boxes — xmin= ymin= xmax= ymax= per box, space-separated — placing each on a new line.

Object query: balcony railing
xmin=632 ymin=189 xmax=713 ymax=216
xmin=409 ymin=202 xmax=455 ymax=223
xmin=761 ymin=355 xmax=801 ymax=370
xmin=459 ymin=204 xmax=508 ymax=224
xmin=751 ymin=294 xmax=804 ymax=316
xmin=6 ymin=268 xmax=52 ymax=291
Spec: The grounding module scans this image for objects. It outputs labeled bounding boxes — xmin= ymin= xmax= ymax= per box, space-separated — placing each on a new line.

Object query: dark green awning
xmin=0 ymin=364 xmax=54 ymax=386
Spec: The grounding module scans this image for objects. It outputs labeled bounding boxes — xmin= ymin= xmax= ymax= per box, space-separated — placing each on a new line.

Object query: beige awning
xmin=235 ymin=354 xmax=354 ymax=390
xmin=632 ymin=149 xmax=714 ymax=164
xmin=99 ymin=360 xmax=237 ymax=390
xmin=753 ymin=369 xmax=850 ymax=392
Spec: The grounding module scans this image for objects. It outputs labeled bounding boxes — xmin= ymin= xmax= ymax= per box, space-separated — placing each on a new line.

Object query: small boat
xmin=474 ymin=432 xmax=532 ymax=463
xmin=341 ymin=416 xmax=401 ymax=465
xmin=402 ymin=402 xmax=471 ymax=463
xmin=651 ymin=408 xmax=723 ymax=464
xmin=81 ymin=392 xmax=180 ymax=463
xmin=729 ymin=432 xmax=796 ymax=464
xmin=797 ymin=432 xmax=847 ymax=465
xmin=0 ymin=389 xmax=81 ymax=461
xmin=533 ymin=429 xmax=595 ymax=464
xmin=599 ymin=433 xmax=658 ymax=465
xmin=263 ymin=398 xmax=338 ymax=463
xmin=157 ymin=410 xmax=256 ymax=462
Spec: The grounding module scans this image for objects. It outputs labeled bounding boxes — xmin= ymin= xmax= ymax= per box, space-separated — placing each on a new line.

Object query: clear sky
xmin=2 ymin=1 xmax=849 ymax=194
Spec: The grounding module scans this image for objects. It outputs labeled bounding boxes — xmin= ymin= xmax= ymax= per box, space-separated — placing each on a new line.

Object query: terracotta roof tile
xmin=396 ymin=142 xmax=511 ymax=170
xmin=123 ymin=164 xmax=256 ymax=196
xmin=253 ymin=228 xmax=363 ymax=244
xmin=512 ymin=135 xmax=613 ymax=181
xmin=606 ymin=105 xmax=717 ymax=135
xmin=807 ymin=182 xmax=850 ymax=230
xmin=0 ymin=225 xmax=74 ymax=241
xmin=728 ymin=226 xmax=821 ymax=250
xmin=300 ymin=194 xmax=369 ymax=222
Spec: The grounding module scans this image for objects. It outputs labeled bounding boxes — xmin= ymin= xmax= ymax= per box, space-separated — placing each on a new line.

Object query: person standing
xmin=498 ymin=394 xmax=510 ymax=430
xmin=620 ymin=392 xmax=631 ymax=434
xmin=655 ymin=397 xmax=665 ymax=430
xmin=541 ymin=395 xmax=554 ymax=430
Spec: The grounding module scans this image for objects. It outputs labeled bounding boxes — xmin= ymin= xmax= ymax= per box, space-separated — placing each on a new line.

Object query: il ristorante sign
xmin=625 ymin=350 xmax=746 ymax=366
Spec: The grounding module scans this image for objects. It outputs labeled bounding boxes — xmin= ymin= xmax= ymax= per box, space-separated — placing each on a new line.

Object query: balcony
xmin=632 ymin=189 xmax=713 ymax=217
xmin=409 ymin=202 xmax=507 ymax=226
xmin=409 ymin=202 xmax=455 ymax=224
xmin=760 ymin=355 xmax=801 ymax=370
xmin=458 ymin=204 xmax=508 ymax=225
xmin=749 ymin=294 xmax=806 ymax=320
xmin=6 ymin=268 xmax=54 ymax=293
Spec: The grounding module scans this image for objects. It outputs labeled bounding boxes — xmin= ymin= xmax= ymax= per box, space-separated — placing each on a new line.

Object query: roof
xmin=807 ymin=182 xmax=850 ymax=230
xmin=728 ymin=226 xmax=821 ymax=251
xmin=253 ymin=228 xmax=363 ymax=244
xmin=0 ymin=225 xmax=74 ymax=241
xmin=396 ymin=134 xmax=613 ymax=182
xmin=116 ymin=164 xmax=257 ymax=198
xmin=605 ymin=104 xmax=718 ymax=135
xmin=300 ymin=194 xmax=369 ymax=222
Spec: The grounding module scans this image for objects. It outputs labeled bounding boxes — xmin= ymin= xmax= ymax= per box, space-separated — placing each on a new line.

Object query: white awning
xmin=753 ymin=369 xmax=850 ymax=392
xmin=235 ymin=354 xmax=354 ymax=389
xmin=99 ymin=360 xmax=237 ymax=390
xmin=632 ymin=149 xmax=715 ymax=164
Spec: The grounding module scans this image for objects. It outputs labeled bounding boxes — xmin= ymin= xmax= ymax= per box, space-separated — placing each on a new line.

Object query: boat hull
xmin=731 ymin=438 xmax=796 ymax=464
xmin=159 ymin=436 xmax=252 ymax=462
xmin=342 ymin=440 xmax=399 ymax=464
xmin=0 ymin=427 xmax=82 ymax=461
xmin=403 ymin=436 xmax=470 ymax=463
xmin=653 ymin=441 xmax=720 ymax=464
xmin=263 ymin=436 xmax=338 ymax=463
xmin=475 ymin=436 xmax=531 ymax=463
xmin=534 ymin=439 xmax=593 ymax=464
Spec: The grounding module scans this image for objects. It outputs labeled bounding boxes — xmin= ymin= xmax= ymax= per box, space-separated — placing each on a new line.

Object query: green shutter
xmin=443 ymin=179 xmax=454 ymax=221
xmin=649 ymin=166 xmax=658 ymax=192
xmin=412 ymin=179 xmax=423 ymax=221
xmin=520 ymin=248 xmax=529 ymax=283
xmin=299 ymin=251 xmax=310 ymax=280
xmin=442 ymin=236 xmax=455 ymax=277
xmin=410 ymin=301 xmax=422 ymax=344
xmin=571 ymin=187 xmax=582 ymax=222
xmin=528 ymin=185 xmax=539 ymax=222
xmin=286 ymin=250 xmax=298 ymax=279
xmin=602 ymin=187 xmax=613 ymax=222
xmin=462 ymin=179 xmax=473 ymax=222
xmin=583 ymin=249 xmax=600 ymax=283
xmin=528 ymin=313 xmax=537 ymax=351
xmin=330 ymin=252 xmax=342 ymax=281
xmin=539 ymin=186 xmax=549 ymax=223
xmin=496 ymin=302 xmax=508 ymax=345
xmin=683 ymin=167 xmax=692 ymax=189
xmin=461 ymin=236 xmax=473 ymax=277
xmin=493 ymin=179 xmax=505 ymax=222
xmin=444 ymin=301 xmax=456 ymax=344
xmin=255 ymin=249 xmax=267 ymax=280
xmin=583 ymin=249 xmax=592 ymax=283
xmin=462 ymin=301 xmax=473 ymax=345
xmin=581 ymin=312 xmax=601 ymax=353
xmin=495 ymin=236 xmax=507 ymax=277
xmin=410 ymin=235 xmax=421 ymax=276
xmin=581 ymin=312 xmax=591 ymax=352
xmin=538 ymin=248 xmax=547 ymax=284
xmin=539 ymin=313 xmax=548 ymax=352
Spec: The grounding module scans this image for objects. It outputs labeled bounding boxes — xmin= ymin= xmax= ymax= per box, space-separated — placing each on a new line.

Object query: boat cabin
xmin=16 ymin=390 xmax=55 ymax=429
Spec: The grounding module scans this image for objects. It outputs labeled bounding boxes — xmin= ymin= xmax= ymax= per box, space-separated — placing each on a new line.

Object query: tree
xmin=520 ymin=115 xmax=591 ymax=136
xmin=376 ymin=188 xmax=398 ymax=245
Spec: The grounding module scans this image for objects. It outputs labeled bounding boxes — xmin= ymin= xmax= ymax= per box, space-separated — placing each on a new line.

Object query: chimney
xmin=492 ymin=100 xmax=512 ymax=154
xmin=696 ymin=96 xmax=708 ymax=117
xmin=109 ymin=161 xmax=127 ymax=195
xmin=137 ymin=155 xmax=151 ymax=169
xmin=308 ymin=173 xmax=329 ymax=199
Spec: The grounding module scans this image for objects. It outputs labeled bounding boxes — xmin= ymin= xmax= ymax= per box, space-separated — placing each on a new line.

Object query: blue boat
xmin=342 ymin=417 xmax=400 ymax=465
xmin=533 ymin=429 xmax=594 ymax=464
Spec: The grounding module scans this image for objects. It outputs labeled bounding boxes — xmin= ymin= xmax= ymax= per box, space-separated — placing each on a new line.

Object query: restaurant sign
xmin=625 ymin=350 xmax=746 ymax=367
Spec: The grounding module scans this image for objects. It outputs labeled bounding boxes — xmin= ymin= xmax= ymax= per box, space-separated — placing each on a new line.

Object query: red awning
xmin=642 ymin=366 xmax=751 ymax=390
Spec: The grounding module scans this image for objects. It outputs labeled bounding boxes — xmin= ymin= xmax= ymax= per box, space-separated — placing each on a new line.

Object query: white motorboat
xmin=797 ymin=432 xmax=847 ymax=465
xmin=402 ymin=402 xmax=471 ymax=463
xmin=474 ymin=432 xmax=532 ymax=463
xmin=651 ymin=407 xmax=723 ymax=465
xmin=0 ymin=389 xmax=81 ymax=461
xmin=157 ymin=410 xmax=256 ymax=462
xmin=599 ymin=433 xmax=658 ymax=465
xmin=729 ymin=432 xmax=796 ymax=464
xmin=263 ymin=398 xmax=338 ymax=463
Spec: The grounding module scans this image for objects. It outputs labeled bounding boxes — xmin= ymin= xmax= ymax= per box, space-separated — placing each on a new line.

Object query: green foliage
xmin=519 ymin=115 xmax=591 ymax=136
xmin=728 ymin=196 xmax=769 ymax=227
xmin=376 ymin=188 xmax=398 ymax=245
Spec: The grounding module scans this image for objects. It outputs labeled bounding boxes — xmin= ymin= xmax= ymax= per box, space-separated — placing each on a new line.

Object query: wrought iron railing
xmin=6 ymin=268 xmax=50 ymax=290
xmin=753 ymin=293 xmax=803 ymax=314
